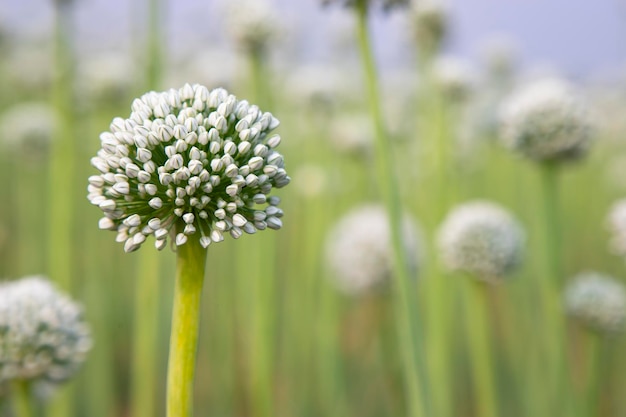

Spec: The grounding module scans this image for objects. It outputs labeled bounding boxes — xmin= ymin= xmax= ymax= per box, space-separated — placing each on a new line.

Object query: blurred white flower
xmin=565 ymin=272 xmax=626 ymax=333
xmin=325 ymin=204 xmax=422 ymax=295
xmin=0 ymin=276 xmax=91 ymax=386
xmin=432 ymin=56 xmax=475 ymax=102
xmin=224 ymin=0 xmax=280 ymax=55
xmin=0 ymin=102 xmax=56 ymax=159
xmin=607 ymin=199 xmax=626 ymax=257
xmin=437 ymin=200 xmax=525 ymax=282
xmin=410 ymin=0 xmax=448 ymax=54
xmin=499 ymin=78 xmax=594 ymax=163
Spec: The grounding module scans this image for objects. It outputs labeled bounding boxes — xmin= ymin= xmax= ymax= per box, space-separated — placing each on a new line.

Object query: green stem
xmin=146 ymin=0 xmax=162 ymax=90
xmin=13 ymin=381 xmax=33 ymax=417
xmin=355 ymin=3 xmax=427 ymax=417
xmin=539 ymin=163 xmax=570 ymax=416
xmin=131 ymin=248 xmax=161 ymax=417
xmin=166 ymin=236 xmax=208 ymax=417
xmin=48 ymin=3 xmax=76 ymax=416
xmin=464 ymin=281 xmax=498 ymax=417
xmin=585 ymin=334 xmax=605 ymax=417
xmin=249 ymin=50 xmax=268 ymax=109
xmin=48 ymin=0 xmax=76 ymax=292
xmin=424 ymin=68 xmax=456 ymax=417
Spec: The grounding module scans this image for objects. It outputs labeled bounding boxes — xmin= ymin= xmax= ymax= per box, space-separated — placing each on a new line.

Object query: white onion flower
xmin=565 ymin=272 xmax=626 ymax=333
xmin=499 ymin=78 xmax=594 ymax=163
xmin=411 ymin=0 xmax=448 ymax=53
xmin=87 ymin=84 xmax=290 ymax=252
xmin=0 ymin=276 xmax=92 ymax=385
xmin=437 ymin=201 xmax=525 ymax=282
xmin=326 ymin=204 xmax=422 ymax=295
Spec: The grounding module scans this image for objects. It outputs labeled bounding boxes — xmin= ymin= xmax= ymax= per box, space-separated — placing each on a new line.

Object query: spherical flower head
xmin=564 ymin=272 xmax=626 ymax=334
xmin=607 ymin=199 xmax=626 ymax=257
xmin=411 ymin=0 xmax=448 ymax=54
xmin=498 ymin=78 xmax=594 ymax=163
xmin=437 ymin=200 xmax=525 ymax=282
xmin=319 ymin=0 xmax=409 ymax=12
xmin=431 ymin=56 xmax=474 ymax=102
xmin=0 ymin=276 xmax=92 ymax=385
xmin=88 ymin=84 xmax=290 ymax=253
xmin=224 ymin=0 xmax=279 ymax=55
xmin=325 ymin=204 xmax=422 ymax=295
xmin=0 ymin=102 xmax=56 ymax=152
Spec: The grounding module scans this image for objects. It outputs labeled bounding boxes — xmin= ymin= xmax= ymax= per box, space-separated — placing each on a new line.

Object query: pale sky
xmin=2 ymin=0 xmax=625 ymax=78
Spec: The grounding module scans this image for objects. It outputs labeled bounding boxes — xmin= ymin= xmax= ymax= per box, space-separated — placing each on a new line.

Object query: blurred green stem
xmin=585 ymin=334 xmax=606 ymax=417
xmin=13 ymin=381 xmax=32 ymax=417
xmin=464 ymin=281 xmax=498 ymax=417
xmin=131 ymin=248 xmax=161 ymax=417
xmin=355 ymin=2 xmax=427 ymax=416
xmin=539 ymin=163 xmax=570 ymax=416
xmin=48 ymin=2 xmax=76 ymax=416
xmin=166 ymin=236 xmax=207 ymax=417
xmin=424 ymin=73 xmax=456 ymax=417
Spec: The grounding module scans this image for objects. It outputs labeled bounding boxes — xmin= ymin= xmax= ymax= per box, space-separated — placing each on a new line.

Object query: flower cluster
xmin=224 ymin=0 xmax=279 ymax=54
xmin=411 ymin=0 xmax=448 ymax=54
xmin=499 ymin=78 xmax=593 ymax=163
xmin=607 ymin=199 xmax=626 ymax=257
xmin=432 ymin=56 xmax=474 ymax=102
xmin=0 ymin=277 xmax=92 ymax=385
xmin=564 ymin=272 xmax=626 ymax=333
xmin=325 ymin=205 xmax=422 ymax=295
xmin=437 ymin=201 xmax=524 ymax=281
xmin=0 ymin=102 xmax=56 ymax=150
xmin=88 ymin=84 xmax=290 ymax=252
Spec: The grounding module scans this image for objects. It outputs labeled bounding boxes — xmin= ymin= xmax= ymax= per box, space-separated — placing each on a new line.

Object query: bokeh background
xmin=1 ymin=1 xmax=626 ymax=417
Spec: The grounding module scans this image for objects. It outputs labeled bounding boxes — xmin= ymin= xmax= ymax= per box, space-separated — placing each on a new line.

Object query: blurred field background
xmin=1 ymin=0 xmax=626 ymax=417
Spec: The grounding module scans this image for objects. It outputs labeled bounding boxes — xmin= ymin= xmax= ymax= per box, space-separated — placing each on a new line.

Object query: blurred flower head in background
xmin=88 ymin=84 xmax=290 ymax=252
xmin=410 ymin=0 xmax=448 ymax=55
xmin=607 ymin=199 xmax=626 ymax=258
xmin=437 ymin=200 xmax=525 ymax=282
xmin=224 ymin=0 xmax=280 ymax=55
xmin=565 ymin=272 xmax=626 ymax=334
xmin=325 ymin=204 xmax=422 ymax=295
xmin=0 ymin=102 xmax=56 ymax=162
xmin=499 ymin=78 xmax=594 ymax=163
xmin=432 ymin=55 xmax=474 ymax=102
xmin=0 ymin=276 xmax=91 ymax=388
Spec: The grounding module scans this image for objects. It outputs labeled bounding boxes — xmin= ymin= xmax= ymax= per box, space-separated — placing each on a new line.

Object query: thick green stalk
xmin=166 ymin=236 xmax=208 ymax=417
xmin=464 ymin=281 xmax=498 ymax=417
xmin=355 ymin=3 xmax=427 ymax=416
xmin=13 ymin=381 xmax=33 ymax=417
